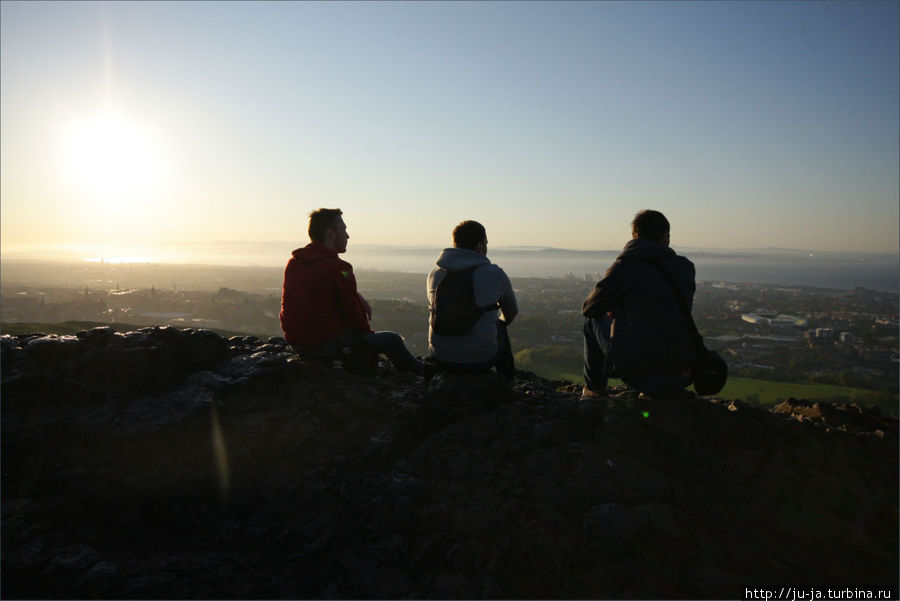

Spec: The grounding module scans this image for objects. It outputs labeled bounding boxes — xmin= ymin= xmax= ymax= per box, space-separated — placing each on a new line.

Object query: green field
xmin=538 ymin=369 xmax=890 ymax=409
xmin=715 ymin=377 xmax=887 ymax=407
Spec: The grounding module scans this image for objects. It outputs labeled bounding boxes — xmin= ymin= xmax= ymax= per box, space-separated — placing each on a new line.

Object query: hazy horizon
xmin=2 ymin=241 xmax=897 ymax=293
xmin=2 ymin=239 xmax=898 ymax=265
xmin=2 ymin=2 xmax=898 ymax=256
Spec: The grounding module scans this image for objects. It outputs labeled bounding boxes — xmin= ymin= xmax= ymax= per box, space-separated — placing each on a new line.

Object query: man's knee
xmin=583 ymin=316 xmax=601 ymax=344
xmin=364 ymin=331 xmax=405 ymax=354
xmin=584 ymin=316 xmax=612 ymax=349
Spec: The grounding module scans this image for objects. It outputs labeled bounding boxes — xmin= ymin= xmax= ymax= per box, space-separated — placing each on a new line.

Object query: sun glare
xmin=59 ymin=111 xmax=165 ymax=208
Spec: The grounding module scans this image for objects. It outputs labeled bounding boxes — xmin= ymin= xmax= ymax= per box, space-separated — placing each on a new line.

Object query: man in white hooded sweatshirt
xmin=427 ymin=220 xmax=519 ymax=382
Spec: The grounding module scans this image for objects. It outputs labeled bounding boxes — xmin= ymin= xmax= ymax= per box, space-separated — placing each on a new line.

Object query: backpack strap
xmin=460 ymin=265 xmax=499 ymax=312
xmin=645 ymin=258 xmax=703 ymax=350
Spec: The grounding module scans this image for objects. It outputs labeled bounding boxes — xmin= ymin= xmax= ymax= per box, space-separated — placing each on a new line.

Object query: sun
xmin=59 ymin=110 xmax=165 ymax=208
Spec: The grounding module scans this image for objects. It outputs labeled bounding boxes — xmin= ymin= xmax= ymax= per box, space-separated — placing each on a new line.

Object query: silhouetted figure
xmin=281 ymin=208 xmax=427 ymax=376
xmin=427 ymin=220 xmax=518 ymax=382
xmin=582 ymin=210 xmax=696 ymax=397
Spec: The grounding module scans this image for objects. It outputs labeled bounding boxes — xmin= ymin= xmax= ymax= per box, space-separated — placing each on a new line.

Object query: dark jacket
xmin=582 ymin=238 xmax=696 ymax=379
xmin=280 ymin=242 xmax=372 ymax=345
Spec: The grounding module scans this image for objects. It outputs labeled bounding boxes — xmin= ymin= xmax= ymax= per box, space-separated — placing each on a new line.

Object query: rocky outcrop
xmin=1 ymin=327 xmax=897 ymax=599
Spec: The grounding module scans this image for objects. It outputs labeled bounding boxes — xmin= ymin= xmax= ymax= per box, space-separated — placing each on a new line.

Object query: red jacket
xmin=280 ymin=243 xmax=372 ymax=345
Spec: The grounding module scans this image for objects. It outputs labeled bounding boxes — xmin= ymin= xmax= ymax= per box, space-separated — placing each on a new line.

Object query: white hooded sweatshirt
xmin=426 ymin=247 xmax=518 ymax=364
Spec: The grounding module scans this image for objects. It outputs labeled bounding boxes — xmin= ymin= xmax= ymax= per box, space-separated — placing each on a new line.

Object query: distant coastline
xmin=2 ymin=243 xmax=898 ymax=292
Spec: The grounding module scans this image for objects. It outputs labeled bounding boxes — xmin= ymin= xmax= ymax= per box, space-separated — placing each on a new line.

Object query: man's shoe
xmin=576 ymin=386 xmax=609 ymax=418
xmin=580 ymin=386 xmax=607 ymax=401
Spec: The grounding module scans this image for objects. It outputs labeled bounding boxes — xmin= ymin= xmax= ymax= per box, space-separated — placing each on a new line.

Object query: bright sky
xmin=2 ymin=1 xmax=898 ymax=256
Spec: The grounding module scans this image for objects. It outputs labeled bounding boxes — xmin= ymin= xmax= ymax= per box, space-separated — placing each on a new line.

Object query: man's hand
xmin=359 ymin=293 xmax=372 ymax=320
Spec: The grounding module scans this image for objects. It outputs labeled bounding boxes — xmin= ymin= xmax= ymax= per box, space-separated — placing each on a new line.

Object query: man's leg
xmin=363 ymin=331 xmax=425 ymax=375
xmin=492 ymin=321 xmax=515 ymax=382
xmin=583 ymin=316 xmax=611 ymax=392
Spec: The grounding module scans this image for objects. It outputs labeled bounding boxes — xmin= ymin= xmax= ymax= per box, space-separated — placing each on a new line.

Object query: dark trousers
xmin=293 ymin=331 xmax=424 ymax=375
xmin=436 ymin=321 xmax=515 ymax=382
xmin=583 ymin=315 xmax=612 ymax=392
xmin=583 ymin=316 xmax=690 ymax=395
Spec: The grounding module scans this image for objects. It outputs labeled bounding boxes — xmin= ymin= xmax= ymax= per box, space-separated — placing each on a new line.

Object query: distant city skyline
xmin=2 ymin=1 xmax=898 ymax=256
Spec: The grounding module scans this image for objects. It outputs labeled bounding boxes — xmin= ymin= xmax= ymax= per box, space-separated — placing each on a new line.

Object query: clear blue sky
xmin=2 ymin=1 xmax=898 ymax=255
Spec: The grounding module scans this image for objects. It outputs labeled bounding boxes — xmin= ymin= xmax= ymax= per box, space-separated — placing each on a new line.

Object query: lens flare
xmin=211 ymin=403 xmax=230 ymax=501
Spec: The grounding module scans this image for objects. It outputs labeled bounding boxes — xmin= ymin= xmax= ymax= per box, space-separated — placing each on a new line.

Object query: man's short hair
xmin=452 ymin=220 xmax=487 ymax=251
xmin=631 ymin=210 xmax=670 ymax=242
xmin=308 ymin=208 xmax=343 ymax=243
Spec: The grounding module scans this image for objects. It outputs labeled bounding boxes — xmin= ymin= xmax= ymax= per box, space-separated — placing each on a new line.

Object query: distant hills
xmin=3 ymin=242 xmax=897 ymax=264
xmin=2 ymin=243 xmax=897 ymax=291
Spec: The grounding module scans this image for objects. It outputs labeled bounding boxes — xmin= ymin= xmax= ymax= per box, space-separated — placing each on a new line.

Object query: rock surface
xmin=1 ymin=327 xmax=897 ymax=599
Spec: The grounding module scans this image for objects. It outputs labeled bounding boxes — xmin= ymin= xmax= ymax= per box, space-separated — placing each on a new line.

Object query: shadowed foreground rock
xmin=2 ymin=327 xmax=897 ymax=599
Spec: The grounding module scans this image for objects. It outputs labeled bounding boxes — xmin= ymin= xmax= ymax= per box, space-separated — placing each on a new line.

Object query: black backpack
xmin=430 ymin=266 xmax=499 ymax=336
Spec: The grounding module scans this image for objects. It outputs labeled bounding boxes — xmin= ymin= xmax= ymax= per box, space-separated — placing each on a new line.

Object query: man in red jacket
xmin=281 ymin=208 xmax=427 ymax=376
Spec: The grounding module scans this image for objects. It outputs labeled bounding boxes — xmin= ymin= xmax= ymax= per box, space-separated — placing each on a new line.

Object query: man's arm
xmin=497 ymin=269 xmax=518 ymax=326
xmin=334 ymin=267 xmax=372 ymax=334
xmin=358 ymin=293 xmax=372 ymax=321
xmin=687 ymin=260 xmax=697 ymax=310
xmin=582 ymin=263 xmax=626 ymax=318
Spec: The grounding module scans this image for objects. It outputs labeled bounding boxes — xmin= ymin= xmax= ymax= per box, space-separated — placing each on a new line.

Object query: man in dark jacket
xmin=281 ymin=208 xmax=427 ymax=376
xmin=581 ymin=210 xmax=696 ymax=397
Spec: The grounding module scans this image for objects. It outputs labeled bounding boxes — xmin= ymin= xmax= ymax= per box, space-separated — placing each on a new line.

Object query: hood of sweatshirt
xmin=617 ymin=238 xmax=677 ymax=262
xmin=434 ymin=247 xmax=492 ymax=272
xmin=291 ymin=242 xmax=338 ymax=265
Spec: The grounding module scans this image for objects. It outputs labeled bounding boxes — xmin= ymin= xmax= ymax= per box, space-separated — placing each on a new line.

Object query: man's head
xmin=308 ymin=208 xmax=349 ymax=253
xmin=631 ymin=210 xmax=670 ymax=245
xmin=452 ymin=220 xmax=488 ymax=255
